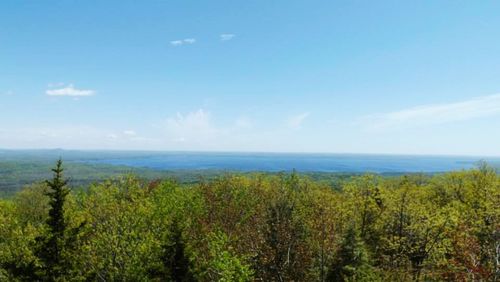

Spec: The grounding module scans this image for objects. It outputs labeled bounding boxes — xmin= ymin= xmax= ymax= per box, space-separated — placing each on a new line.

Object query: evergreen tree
xmin=162 ymin=219 xmax=195 ymax=282
xmin=327 ymin=225 xmax=377 ymax=282
xmin=36 ymin=159 xmax=73 ymax=280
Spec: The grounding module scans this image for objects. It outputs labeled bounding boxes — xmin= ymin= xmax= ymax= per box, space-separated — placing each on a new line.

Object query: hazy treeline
xmin=0 ymin=160 xmax=228 ymax=197
xmin=0 ymin=160 xmax=359 ymax=197
xmin=0 ymin=162 xmax=498 ymax=281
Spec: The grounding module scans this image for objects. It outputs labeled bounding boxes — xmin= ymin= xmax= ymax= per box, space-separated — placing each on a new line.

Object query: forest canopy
xmin=0 ymin=161 xmax=498 ymax=281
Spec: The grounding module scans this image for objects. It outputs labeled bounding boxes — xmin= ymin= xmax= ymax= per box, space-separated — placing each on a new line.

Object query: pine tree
xmin=151 ymin=218 xmax=195 ymax=282
xmin=327 ymin=225 xmax=377 ymax=282
xmin=165 ymin=219 xmax=194 ymax=282
xmin=36 ymin=159 xmax=71 ymax=280
xmin=45 ymin=159 xmax=69 ymax=236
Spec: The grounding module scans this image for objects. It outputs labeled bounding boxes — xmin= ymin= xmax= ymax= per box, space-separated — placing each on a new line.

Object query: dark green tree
xmin=1 ymin=160 xmax=73 ymax=281
xmin=165 ymin=219 xmax=195 ymax=282
xmin=34 ymin=159 xmax=83 ymax=281
xmin=150 ymin=218 xmax=195 ymax=282
xmin=327 ymin=225 xmax=377 ymax=282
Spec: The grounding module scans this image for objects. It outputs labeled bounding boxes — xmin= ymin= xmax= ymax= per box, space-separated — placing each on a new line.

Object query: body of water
xmin=82 ymin=152 xmax=494 ymax=173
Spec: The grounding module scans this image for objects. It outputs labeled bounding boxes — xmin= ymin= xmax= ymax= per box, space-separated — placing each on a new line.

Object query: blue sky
xmin=1 ymin=1 xmax=500 ymax=155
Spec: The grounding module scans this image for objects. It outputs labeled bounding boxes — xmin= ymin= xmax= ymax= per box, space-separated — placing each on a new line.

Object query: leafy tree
xmin=259 ymin=178 xmax=310 ymax=282
xmin=13 ymin=184 xmax=49 ymax=228
xmin=1 ymin=160 xmax=79 ymax=281
xmin=343 ymin=175 xmax=385 ymax=257
xmin=75 ymin=176 xmax=161 ymax=280
xmin=1 ymin=165 xmax=499 ymax=281
xmin=0 ymin=199 xmax=40 ymax=281
xmin=204 ymin=232 xmax=253 ymax=282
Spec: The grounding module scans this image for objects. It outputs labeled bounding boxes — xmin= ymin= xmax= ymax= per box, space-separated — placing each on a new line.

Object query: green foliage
xmin=0 ymin=158 xmax=372 ymax=197
xmin=203 ymin=232 xmax=253 ymax=282
xmin=1 ymin=160 xmax=85 ymax=281
xmin=327 ymin=225 xmax=379 ymax=282
xmin=154 ymin=218 xmax=195 ymax=282
xmin=33 ymin=159 xmax=70 ymax=280
xmin=74 ymin=176 xmax=162 ymax=280
xmin=260 ymin=175 xmax=310 ymax=281
xmin=0 ymin=162 xmax=499 ymax=281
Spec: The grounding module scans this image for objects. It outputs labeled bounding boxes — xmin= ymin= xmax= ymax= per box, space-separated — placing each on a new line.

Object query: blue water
xmin=82 ymin=152 xmax=496 ymax=173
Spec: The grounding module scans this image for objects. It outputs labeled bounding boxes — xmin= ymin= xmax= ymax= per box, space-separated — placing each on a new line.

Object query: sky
xmin=1 ymin=1 xmax=500 ymax=156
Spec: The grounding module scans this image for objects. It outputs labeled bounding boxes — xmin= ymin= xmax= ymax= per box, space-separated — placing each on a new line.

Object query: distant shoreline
xmin=1 ymin=148 xmax=500 ymax=159
xmin=2 ymin=149 xmax=498 ymax=174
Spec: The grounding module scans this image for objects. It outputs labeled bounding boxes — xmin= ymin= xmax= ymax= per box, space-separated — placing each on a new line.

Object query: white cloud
xmin=170 ymin=40 xmax=184 ymax=46
xmin=170 ymin=38 xmax=196 ymax=46
xmin=220 ymin=34 xmax=235 ymax=41
xmin=0 ymin=126 xmax=162 ymax=150
xmin=46 ymin=84 xmax=95 ymax=97
xmin=287 ymin=112 xmax=309 ymax=129
xmin=165 ymin=109 xmax=217 ymax=142
xmin=363 ymin=94 xmax=500 ymax=131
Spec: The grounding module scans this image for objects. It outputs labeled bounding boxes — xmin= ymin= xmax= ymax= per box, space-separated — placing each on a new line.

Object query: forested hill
xmin=2 ymin=149 xmax=499 ymax=197
xmin=0 ymin=159 xmax=362 ymax=197
xmin=0 ymin=160 xmax=224 ymax=197
xmin=0 ymin=162 xmax=498 ymax=281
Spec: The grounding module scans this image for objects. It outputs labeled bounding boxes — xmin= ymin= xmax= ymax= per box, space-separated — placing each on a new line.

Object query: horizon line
xmin=1 ymin=148 xmax=499 ymax=159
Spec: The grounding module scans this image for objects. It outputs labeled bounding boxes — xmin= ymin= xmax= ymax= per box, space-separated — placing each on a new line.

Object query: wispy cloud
xmin=170 ymin=38 xmax=196 ymax=46
xmin=287 ymin=112 xmax=309 ymax=129
xmin=0 ymin=125 xmax=161 ymax=149
xmin=165 ymin=109 xmax=217 ymax=142
xmin=46 ymin=84 xmax=95 ymax=97
xmin=220 ymin=34 xmax=235 ymax=41
xmin=170 ymin=40 xmax=184 ymax=46
xmin=363 ymin=94 xmax=500 ymax=130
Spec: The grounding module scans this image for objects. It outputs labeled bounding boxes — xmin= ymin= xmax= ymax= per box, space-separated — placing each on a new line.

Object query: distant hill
xmin=1 ymin=149 xmax=498 ymax=197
